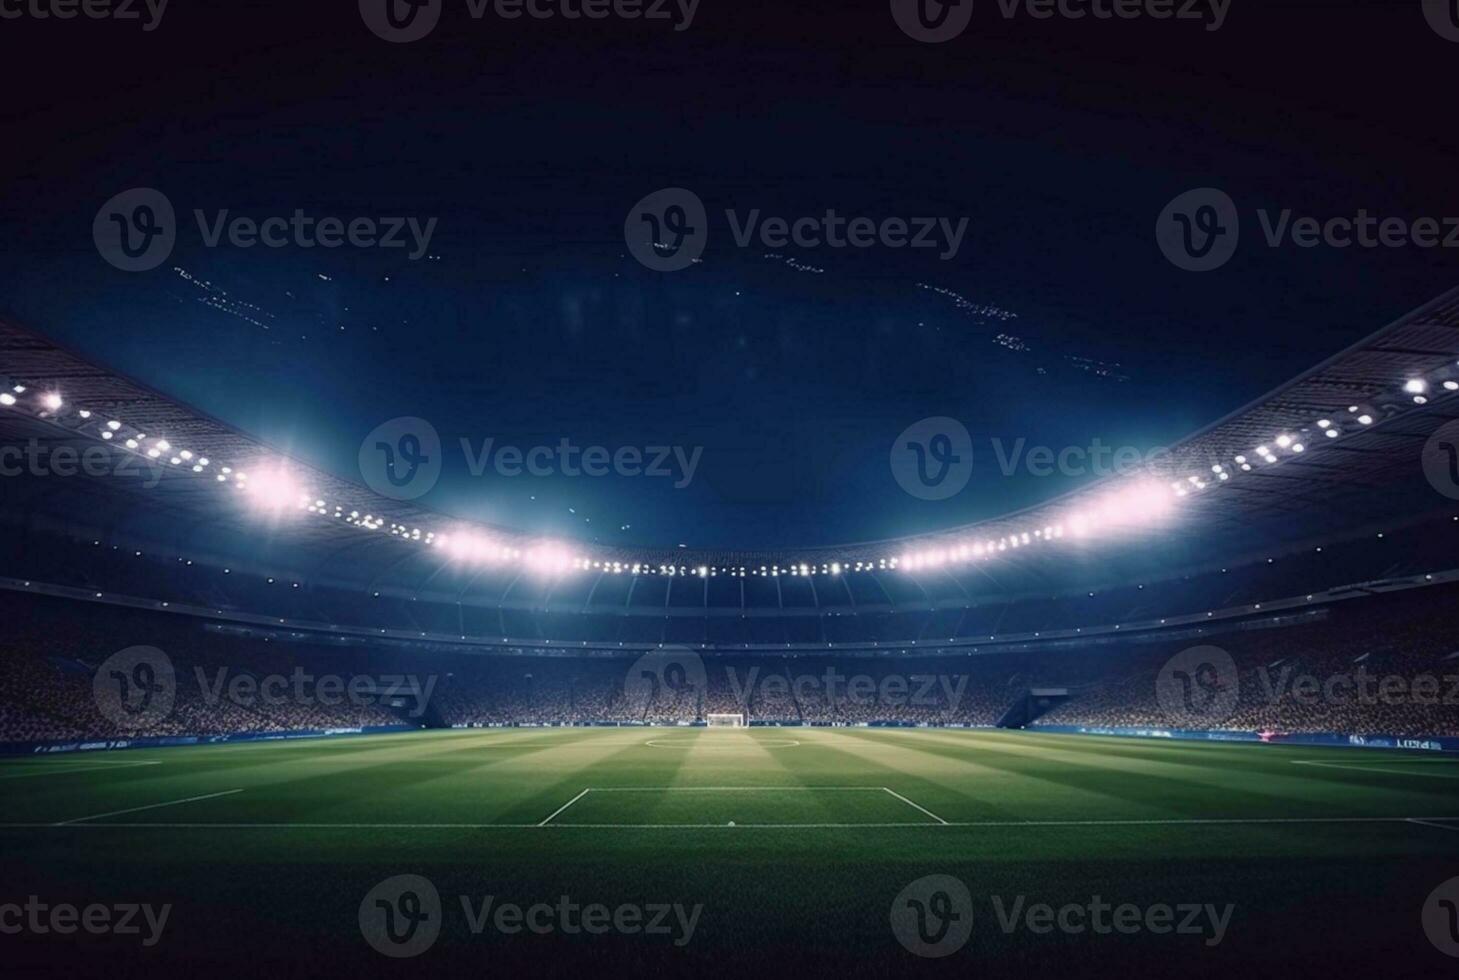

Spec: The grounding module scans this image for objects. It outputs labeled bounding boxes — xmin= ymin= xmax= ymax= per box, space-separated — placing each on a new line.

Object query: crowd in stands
xmin=2 ymin=584 xmax=1458 ymax=744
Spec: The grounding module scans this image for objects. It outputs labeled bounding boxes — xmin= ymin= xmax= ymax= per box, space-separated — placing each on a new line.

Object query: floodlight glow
xmin=1446 ymin=381 xmax=1459 ymax=392
xmin=1357 ymin=414 xmax=1373 ymax=425
xmin=107 ymin=420 xmax=121 ymax=430
xmin=1275 ymin=434 xmax=1292 ymax=448
xmin=0 ymin=393 xmax=14 ymax=407
xmin=1404 ymin=379 xmax=1427 ymax=394
xmin=41 ymin=393 xmax=63 ymax=411
xmin=243 ymin=469 xmax=304 ymax=511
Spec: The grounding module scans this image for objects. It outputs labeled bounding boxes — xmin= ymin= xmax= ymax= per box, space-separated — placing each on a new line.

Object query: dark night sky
xmin=1 ymin=0 xmax=1456 ymax=549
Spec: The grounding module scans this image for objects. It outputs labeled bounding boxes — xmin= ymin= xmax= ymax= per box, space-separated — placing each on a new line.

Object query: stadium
xmin=4 ymin=2 xmax=1459 ymax=978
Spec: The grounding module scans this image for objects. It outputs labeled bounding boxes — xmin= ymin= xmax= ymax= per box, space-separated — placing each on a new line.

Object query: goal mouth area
xmin=705 ymin=713 xmax=747 ymax=728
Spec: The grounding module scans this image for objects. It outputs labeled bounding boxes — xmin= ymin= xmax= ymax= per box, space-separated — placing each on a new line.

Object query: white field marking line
xmin=583 ymin=786 xmax=886 ymax=792
xmin=643 ymin=738 xmax=800 ymax=748
xmin=881 ymin=787 xmax=949 ymax=825
xmin=537 ymin=788 xmax=592 ymax=827
xmin=53 ymin=789 xmax=244 ymax=826
xmin=8 ymin=815 xmax=1459 ymax=830
xmin=1291 ymin=760 xmax=1459 ymax=778
xmin=0 ymin=761 xmax=162 ymax=780
xmin=1406 ymin=818 xmax=1459 ymax=833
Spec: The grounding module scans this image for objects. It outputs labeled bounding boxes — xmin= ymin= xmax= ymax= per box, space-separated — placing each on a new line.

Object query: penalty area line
xmin=6 ymin=814 xmax=1459 ymax=830
xmin=537 ymin=788 xmax=592 ymax=826
xmin=53 ymin=788 xmax=244 ymax=826
xmin=882 ymin=787 xmax=948 ymax=825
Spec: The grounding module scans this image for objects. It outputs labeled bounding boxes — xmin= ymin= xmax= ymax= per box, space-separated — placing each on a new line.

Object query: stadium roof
xmin=2 ymin=286 xmax=1459 ymax=606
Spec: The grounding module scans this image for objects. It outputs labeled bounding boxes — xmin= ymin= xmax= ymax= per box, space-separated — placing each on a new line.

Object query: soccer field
xmin=3 ymin=727 xmax=1457 ymax=977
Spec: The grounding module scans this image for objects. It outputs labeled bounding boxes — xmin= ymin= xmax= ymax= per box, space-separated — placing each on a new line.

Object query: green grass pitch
xmin=3 ymin=727 xmax=1457 ymax=977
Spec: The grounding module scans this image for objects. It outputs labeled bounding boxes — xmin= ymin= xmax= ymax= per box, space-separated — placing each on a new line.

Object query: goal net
xmin=706 ymin=713 xmax=746 ymax=728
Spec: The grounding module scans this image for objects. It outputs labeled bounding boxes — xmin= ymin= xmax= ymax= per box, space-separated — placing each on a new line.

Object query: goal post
xmin=706 ymin=713 xmax=746 ymax=728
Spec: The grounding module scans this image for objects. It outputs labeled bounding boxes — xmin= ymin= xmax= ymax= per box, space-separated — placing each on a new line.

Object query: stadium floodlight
xmin=1357 ymin=414 xmax=1373 ymax=425
xmin=1275 ymin=434 xmax=1292 ymax=448
xmin=0 ymin=393 xmax=14 ymax=407
xmin=106 ymin=420 xmax=121 ymax=430
xmin=244 ymin=469 xmax=304 ymax=511
xmin=41 ymin=392 xmax=63 ymax=411
xmin=1445 ymin=381 xmax=1459 ymax=392
xmin=1404 ymin=378 xmax=1427 ymax=394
